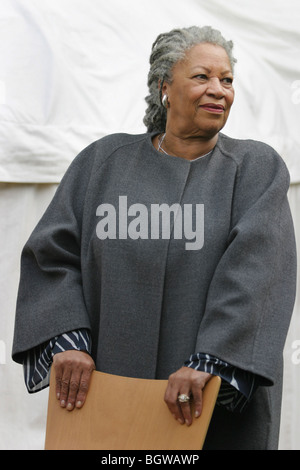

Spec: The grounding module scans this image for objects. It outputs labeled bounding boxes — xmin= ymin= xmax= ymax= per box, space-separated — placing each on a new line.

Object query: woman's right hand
xmin=53 ymin=349 xmax=96 ymax=411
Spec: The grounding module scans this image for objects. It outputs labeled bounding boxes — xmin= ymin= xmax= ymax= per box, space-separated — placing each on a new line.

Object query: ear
xmin=158 ymin=79 xmax=170 ymax=95
xmin=160 ymin=81 xmax=170 ymax=96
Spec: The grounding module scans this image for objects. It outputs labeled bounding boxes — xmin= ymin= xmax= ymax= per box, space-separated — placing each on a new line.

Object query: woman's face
xmin=163 ymin=43 xmax=235 ymax=139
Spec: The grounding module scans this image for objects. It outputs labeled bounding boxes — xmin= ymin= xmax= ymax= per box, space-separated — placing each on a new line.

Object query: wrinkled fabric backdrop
xmin=0 ymin=0 xmax=299 ymax=450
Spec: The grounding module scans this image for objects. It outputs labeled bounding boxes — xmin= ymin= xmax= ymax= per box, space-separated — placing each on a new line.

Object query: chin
xmin=200 ymin=119 xmax=227 ymax=138
xmin=197 ymin=126 xmax=224 ymax=140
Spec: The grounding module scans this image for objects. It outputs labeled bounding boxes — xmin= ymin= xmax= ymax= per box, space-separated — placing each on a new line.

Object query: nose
xmin=206 ymin=77 xmax=225 ymax=99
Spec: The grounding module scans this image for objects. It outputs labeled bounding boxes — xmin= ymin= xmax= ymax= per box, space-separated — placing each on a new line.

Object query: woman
xmin=12 ymin=26 xmax=296 ymax=450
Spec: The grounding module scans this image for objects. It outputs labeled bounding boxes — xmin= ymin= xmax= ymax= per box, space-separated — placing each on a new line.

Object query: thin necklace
xmin=158 ymin=133 xmax=169 ymax=156
xmin=157 ymin=133 xmax=213 ymax=160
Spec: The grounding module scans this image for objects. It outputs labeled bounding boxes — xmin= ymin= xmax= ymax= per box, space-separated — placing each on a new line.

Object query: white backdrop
xmin=0 ymin=0 xmax=299 ymax=450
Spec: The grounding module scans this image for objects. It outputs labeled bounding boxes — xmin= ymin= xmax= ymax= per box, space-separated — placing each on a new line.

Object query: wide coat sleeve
xmin=195 ymin=140 xmax=297 ymax=386
xmin=12 ymin=142 xmax=98 ymax=364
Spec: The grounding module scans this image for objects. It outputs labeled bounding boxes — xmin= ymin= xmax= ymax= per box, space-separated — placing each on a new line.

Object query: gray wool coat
xmin=12 ymin=132 xmax=297 ymax=450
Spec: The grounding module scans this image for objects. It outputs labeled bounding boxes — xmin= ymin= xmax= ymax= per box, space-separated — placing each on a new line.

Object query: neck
xmin=157 ymin=130 xmax=218 ymax=161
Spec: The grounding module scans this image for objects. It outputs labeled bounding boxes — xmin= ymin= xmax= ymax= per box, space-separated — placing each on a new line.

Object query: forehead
xmin=176 ymin=43 xmax=232 ymax=74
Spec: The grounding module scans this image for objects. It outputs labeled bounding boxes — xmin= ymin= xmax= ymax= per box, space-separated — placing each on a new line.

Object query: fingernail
xmin=67 ymin=402 xmax=73 ymax=410
xmin=195 ymin=411 xmax=200 ymax=418
xmin=177 ymin=418 xmax=184 ymax=425
xmin=56 ymin=393 xmax=60 ymax=400
xmin=60 ymin=400 xmax=65 ymax=407
xmin=76 ymin=401 xmax=82 ymax=408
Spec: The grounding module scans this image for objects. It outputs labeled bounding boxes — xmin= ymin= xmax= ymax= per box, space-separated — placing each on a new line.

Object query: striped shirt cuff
xmin=184 ymin=353 xmax=259 ymax=413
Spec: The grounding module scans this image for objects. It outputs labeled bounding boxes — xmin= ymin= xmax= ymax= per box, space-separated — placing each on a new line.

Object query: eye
xmin=222 ymin=77 xmax=234 ymax=86
xmin=194 ymin=74 xmax=208 ymax=81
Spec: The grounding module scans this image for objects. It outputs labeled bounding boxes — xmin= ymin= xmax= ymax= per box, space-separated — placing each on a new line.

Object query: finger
xmin=64 ymin=370 xmax=82 ymax=411
xmin=60 ymin=368 xmax=75 ymax=408
xmin=58 ymin=371 xmax=72 ymax=408
xmin=53 ymin=353 xmax=70 ymax=403
xmin=177 ymin=393 xmax=193 ymax=426
xmin=164 ymin=384 xmax=181 ymax=423
xmin=55 ymin=367 xmax=63 ymax=401
xmin=190 ymin=371 xmax=212 ymax=418
xmin=164 ymin=382 xmax=189 ymax=425
xmin=190 ymin=384 xmax=203 ymax=418
xmin=74 ymin=367 xmax=94 ymax=409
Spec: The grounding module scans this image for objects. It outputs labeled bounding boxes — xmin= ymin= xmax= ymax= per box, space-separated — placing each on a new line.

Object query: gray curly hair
xmin=143 ymin=25 xmax=237 ymax=133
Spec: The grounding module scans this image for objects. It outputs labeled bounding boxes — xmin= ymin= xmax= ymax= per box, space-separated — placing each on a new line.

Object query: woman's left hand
xmin=164 ymin=366 xmax=212 ymax=426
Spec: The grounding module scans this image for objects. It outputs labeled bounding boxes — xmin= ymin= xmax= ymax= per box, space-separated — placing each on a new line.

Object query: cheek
xmin=226 ymin=89 xmax=235 ymax=108
xmin=169 ymin=89 xmax=201 ymax=117
xmin=190 ymin=85 xmax=207 ymax=102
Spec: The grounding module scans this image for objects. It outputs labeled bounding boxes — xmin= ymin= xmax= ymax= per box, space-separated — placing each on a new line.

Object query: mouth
xmin=199 ymin=103 xmax=225 ymax=113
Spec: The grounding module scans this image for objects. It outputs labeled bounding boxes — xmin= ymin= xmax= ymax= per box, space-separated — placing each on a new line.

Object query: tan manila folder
xmin=45 ymin=369 xmax=221 ymax=450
